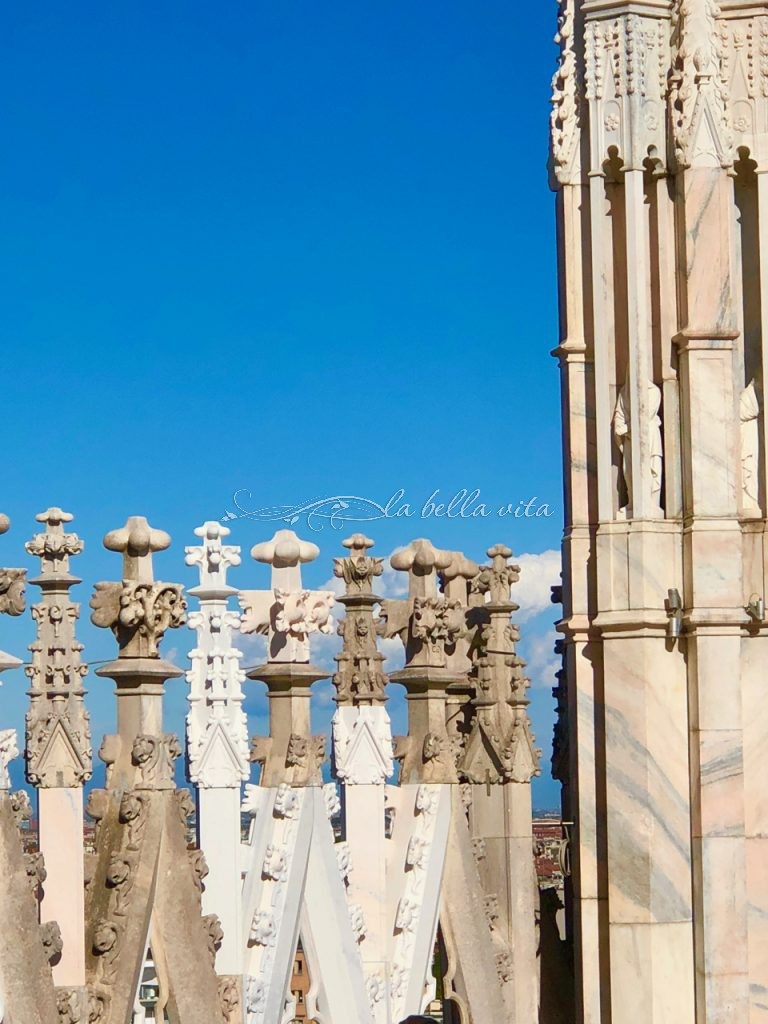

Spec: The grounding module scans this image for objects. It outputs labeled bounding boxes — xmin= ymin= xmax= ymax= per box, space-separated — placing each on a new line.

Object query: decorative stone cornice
xmin=24 ymin=508 xmax=92 ymax=788
xmin=583 ymin=5 xmax=671 ymax=172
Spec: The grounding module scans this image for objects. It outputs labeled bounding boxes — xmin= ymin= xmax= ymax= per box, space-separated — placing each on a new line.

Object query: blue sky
xmin=0 ymin=2 xmax=563 ymax=806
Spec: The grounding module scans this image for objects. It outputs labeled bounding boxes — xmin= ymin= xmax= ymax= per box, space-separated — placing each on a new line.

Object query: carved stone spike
xmin=175 ymin=787 xmax=195 ymax=825
xmin=202 ymin=913 xmax=224 ymax=965
xmin=189 ymin=848 xmax=209 ymax=893
xmin=87 ymin=991 xmax=108 ymax=1022
xmin=25 ymin=850 xmax=47 ymax=894
xmin=11 ymin=788 xmax=32 ymax=826
xmin=41 ymin=920 xmax=63 ymax=963
xmin=56 ymin=987 xmax=84 ymax=1023
xmin=92 ymin=919 xmax=121 ymax=985
xmin=0 ymin=728 xmax=18 ymax=790
xmin=218 ymin=976 xmax=241 ymax=1021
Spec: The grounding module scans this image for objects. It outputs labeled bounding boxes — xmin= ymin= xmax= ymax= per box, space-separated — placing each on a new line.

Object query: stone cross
xmin=240 ymin=529 xmax=334 ymax=787
xmin=185 ymin=520 xmax=248 ymax=977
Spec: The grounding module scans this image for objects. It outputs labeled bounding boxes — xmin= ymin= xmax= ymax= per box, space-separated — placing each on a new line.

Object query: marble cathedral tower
xmin=551 ymin=1 xmax=768 ymax=1022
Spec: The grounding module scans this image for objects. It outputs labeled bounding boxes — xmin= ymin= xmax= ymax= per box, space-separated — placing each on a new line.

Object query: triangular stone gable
xmin=33 ymin=716 xmax=89 ymax=787
xmin=342 ymin=716 xmax=391 ymax=785
xmin=460 ymin=720 xmax=505 ymax=784
xmin=193 ymin=719 xmax=247 ymax=789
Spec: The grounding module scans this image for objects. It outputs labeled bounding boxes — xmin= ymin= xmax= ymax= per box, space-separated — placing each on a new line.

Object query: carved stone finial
xmin=91 ymin=518 xmax=185 ymax=660
xmin=186 ymin=521 xmax=241 ymax=597
xmin=333 ymin=534 xmax=383 ymax=597
xmin=251 ymin=530 xmax=319 ymax=572
xmin=26 ymin=508 xmax=83 ymax=576
xmin=240 ymin=529 xmax=334 ymax=664
xmin=25 ymin=508 xmax=92 ymax=788
xmin=382 ymin=540 xmax=462 ymax=671
xmin=390 ymin=538 xmax=454 ymax=592
xmin=103 ymin=516 xmax=171 ymax=583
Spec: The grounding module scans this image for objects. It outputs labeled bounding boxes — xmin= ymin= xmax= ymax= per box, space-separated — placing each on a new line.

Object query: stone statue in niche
xmin=612 ymin=380 xmax=663 ymax=516
xmin=740 ymin=375 xmax=762 ymax=515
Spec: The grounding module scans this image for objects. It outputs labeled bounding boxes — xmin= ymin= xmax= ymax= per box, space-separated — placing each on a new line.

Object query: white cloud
xmin=238 ymin=546 xmax=559 ymax=683
xmin=520 ymin=625 xmax=560 ymax=690
xmin=512 ymin=550 xmax=561 ymax=623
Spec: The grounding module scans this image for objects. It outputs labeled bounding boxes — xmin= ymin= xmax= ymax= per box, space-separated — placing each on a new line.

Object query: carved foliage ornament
xmin=550 ymin=0 xmax=581 ymax=182
xmin=0 ymin=568 xmax=25 ymax=616
xmin=91 ymin=581 xmax=186 ymax=658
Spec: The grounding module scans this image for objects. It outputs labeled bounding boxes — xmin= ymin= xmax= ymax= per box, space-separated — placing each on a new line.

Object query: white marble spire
xmin=185 ymin=521 xmax=248 ymax=978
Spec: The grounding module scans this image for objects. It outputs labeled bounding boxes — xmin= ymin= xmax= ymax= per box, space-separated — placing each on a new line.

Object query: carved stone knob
xmin=487 ymin=543 xmax=513 ymax=564
xmin=390 ymin=538 xmax=453 ymax=574
xmin=342 ymin=533 xmax=375 ymax=554
xmin=35 ymin=507 xmax=74 ymax=527
xmin=251 ymin=529 xmax=319 ymax=568
xmin=441 ymin=551 xmax=480 ymax=583
xmin=103 ymin=516 xmax=171 ymax=582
